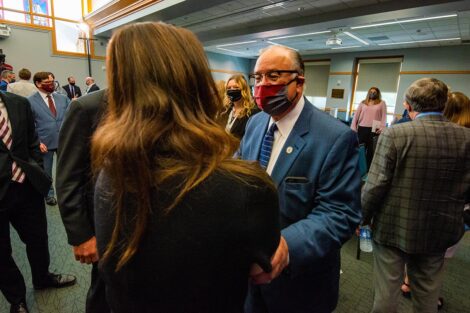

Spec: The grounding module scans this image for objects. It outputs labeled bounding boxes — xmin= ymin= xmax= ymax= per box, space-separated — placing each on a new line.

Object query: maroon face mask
xmin=41 ymin=82 xmax=55 ymax=93
xmin=254 ymin=77 xmax=298 ymax=116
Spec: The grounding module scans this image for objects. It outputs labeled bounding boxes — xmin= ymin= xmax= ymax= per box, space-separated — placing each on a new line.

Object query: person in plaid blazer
xmin=362 ymin=78 xmax=470 ymax=313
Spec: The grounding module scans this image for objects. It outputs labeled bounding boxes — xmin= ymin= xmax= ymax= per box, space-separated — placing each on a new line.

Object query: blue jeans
xmin=42 ymin=150 xmax=56 ymax=198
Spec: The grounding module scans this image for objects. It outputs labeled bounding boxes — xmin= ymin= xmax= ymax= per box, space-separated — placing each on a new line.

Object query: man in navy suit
xmin=28 ymin=72 xmax=70 ymax=206
xmin=240 ymin=46 xmax=362 ymax=313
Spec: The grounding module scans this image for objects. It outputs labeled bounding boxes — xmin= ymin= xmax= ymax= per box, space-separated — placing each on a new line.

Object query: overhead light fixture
xmin=216 ymin=47 xmax=247 ymax=54
xmin=343 ymin=31 xmax=369 ymax=45
xmin=266 ymin=41 xmax=299 ymax=51
xmin=269 ymin=30 xmax=330 ymax=41
xmin=216 ymin=40 xmax=257 ymax=48
xmin=378 ymin=37 xmax=460 ymax=46
xmin=351 ymin=14 xmax=457 ymax=30
xmin=331 ymin=45 xmax=361 ymax=50
xmin=263 ymin=2 xmax=284 ymax=10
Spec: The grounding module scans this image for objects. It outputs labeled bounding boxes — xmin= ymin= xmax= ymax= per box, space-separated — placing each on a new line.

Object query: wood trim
xmin=400 ymin=71 xmax=470 ymax=75
xmin=329 ymin=72 xmax=352 ymax=75
xmin=85 ymin=0 xmax=160 ymax=30
xmin=210 ymin=69 xmax=244 ymax=75
xmin=87 ymin=0 xmax=92 ymax=14
xmin=356 ymin=55 xmax=404 ymax=61
xmin=324 ymin=107 xmax=347 ymax=112
xmin=0 ymin=19 xmax=52 ymax=30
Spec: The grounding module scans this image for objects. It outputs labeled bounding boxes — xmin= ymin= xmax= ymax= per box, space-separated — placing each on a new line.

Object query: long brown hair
xmin=363 ymin=86 xmax=382 ymax=104
xmin=444 ymin=91 xmax=470 ymax=128
xmin=91 ymin=22 xmax=273 ymax=271
xmin=223 ymin=74 xmax=255 ymax=118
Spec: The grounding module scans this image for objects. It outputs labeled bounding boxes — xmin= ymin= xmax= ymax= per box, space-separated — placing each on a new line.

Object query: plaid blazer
xmin=362 ymin=114 xmax=470 ymax=254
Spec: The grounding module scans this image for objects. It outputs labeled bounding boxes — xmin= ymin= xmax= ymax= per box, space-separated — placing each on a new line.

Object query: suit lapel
xmin=250 ymin=114 xmax=270 ymax=160
xmin=34 ymin=92 xmax=55 ymax=119
xmin=270 ymin=103 xmax=312 ymax=186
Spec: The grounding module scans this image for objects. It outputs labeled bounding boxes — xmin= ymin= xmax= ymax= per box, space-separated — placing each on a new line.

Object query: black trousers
xmin=357 ymin=126 xmax=378 ymax=170
xmin=0 ymin=180 xmax=50 ymax=304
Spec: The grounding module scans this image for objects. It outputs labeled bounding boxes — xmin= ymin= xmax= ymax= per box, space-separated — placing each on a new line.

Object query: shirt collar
xmin=38 ymin=89 xmax=51 ymax=99
xmin=269 ymin=95 xmax=305 ymax=138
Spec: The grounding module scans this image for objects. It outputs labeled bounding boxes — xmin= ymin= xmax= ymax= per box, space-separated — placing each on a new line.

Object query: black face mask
xmin=10 ymin=79 xmax=15 ymax=83
xmin=69 ymin=82 xmax=75 ymax=86
xmin=369 ymin=92 xmax=378 ymax=100
xmin=227 ymin=89 xmax=242 ymax=102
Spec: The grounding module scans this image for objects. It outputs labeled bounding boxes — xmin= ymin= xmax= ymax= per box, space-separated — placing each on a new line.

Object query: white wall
xmin=0 ymin=25 xmax=106 ymax=90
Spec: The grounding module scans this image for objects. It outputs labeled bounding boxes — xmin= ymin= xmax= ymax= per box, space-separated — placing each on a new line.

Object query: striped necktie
xmin=258 ymin=122 xmax=278 ymax=169
xmin=0 ymin=110 xmax=26 ymax=182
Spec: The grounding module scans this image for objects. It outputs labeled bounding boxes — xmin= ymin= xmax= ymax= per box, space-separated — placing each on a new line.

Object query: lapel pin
xmin=286 ymin=146 xmax=293 ymax=154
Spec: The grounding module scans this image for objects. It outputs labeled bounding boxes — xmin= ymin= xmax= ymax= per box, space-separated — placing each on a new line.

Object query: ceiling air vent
xmin=368 ymin=35 xmax=389 ymax=41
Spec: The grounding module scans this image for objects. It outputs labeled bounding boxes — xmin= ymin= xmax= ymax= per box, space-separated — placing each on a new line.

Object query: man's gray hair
xmin=405 ymin=78 xmax=448 ymax=113
xmin=259 ymin=45 xmax=305 ymax=75
xmin=1 ymin=70 xmax=13 ymax=79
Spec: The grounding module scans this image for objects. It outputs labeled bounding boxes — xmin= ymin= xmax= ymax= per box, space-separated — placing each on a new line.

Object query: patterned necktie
xmin=0 ymin=109 xmax=25 ymax=182
xmin=258 ymin=122 xmax=278 ymax=169
xmin=46 ymin=94 xmax=57 ymax=117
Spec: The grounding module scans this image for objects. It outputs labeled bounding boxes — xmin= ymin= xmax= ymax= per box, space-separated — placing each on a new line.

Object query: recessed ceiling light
xmin=216 ymin=47 xmax=246 ymax=54
xmin=331 ymin=45 xmax=361 ymax=50
xmin=343 ymin=31 xmax=369 ymax=45
xmin=378 ymin=37 xmax=460 ymax=46
xmin=351 ymin=14 xmax=457 ymax=30
xmin=216 ymin=40 xmax=257 ymax=48
xmin=269 ymin=30 xmax=330 ymax=41
xmin=266 ymin=41 xmax=299 ymax=51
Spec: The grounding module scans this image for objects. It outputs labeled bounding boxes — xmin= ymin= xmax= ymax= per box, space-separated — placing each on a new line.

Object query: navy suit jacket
xmin=28 ymin=91 xmax=70 ymax=150
xmin=240 ymin=99 xmax=362 ymax=313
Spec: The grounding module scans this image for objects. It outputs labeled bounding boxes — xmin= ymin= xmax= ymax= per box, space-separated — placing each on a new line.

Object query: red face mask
xmin=41 ymin=82 xmax=55 ymax=93
xmin=254 ymin=77 xmax=298 ymax=116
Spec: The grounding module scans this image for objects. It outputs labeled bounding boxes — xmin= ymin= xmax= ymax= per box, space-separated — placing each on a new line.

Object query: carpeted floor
xmin=1 ymin=202 xmax=469 ymax=312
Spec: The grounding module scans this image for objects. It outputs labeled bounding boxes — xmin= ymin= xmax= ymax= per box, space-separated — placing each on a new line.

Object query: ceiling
xmin=93 ymin=0 xmax=470 ymax=58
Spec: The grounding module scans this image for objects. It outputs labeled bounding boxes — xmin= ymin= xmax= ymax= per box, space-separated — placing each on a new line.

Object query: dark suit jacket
xmin=362 ymin=114 xmax=470 ymax=254
xmin=0 ymin=92 xmax=51 ymax=200
xmin=62 ymin=84 xmax=82 ymax=99
xmin=95 ymin=170 xmax=280 ymax=313
xmin=56 ymin=89 xmax=107 ymax=246
xmin=239 ymin=99 xmax=362 ymax=313
xmin=87 ymin=84 xmax=100 ymax=94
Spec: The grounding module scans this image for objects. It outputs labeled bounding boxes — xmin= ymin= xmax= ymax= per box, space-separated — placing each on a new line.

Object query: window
xmin=304 ymin=61 xmax=330 ymax=110
xmin=0 ymin=0 xmax=100 ymax=58
xmin=91 ymin=0 xmax=113 ymax=12
xmin=351 ymin=58 xmax=403 ymax=125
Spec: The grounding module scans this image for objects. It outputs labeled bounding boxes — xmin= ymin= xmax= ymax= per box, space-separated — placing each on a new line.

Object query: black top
xmin=94 ymin=170 xmax=280 ymax=313
xmin=56 ymin=89 xmax=107 ymax=246
xmin=224 ymin=106 xmax=260 ymax=140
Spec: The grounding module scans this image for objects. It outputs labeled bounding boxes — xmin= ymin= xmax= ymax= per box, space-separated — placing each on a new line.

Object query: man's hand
xmin=39 ymin=142 xmax=48 ymax=153
xmin=250 ymin=236 xmax=289 ymax=285
xmin=73 ymin=236 xmax=99 ymax=264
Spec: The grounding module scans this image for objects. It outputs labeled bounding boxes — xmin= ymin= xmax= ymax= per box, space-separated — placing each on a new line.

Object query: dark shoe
xmin=10 ymin=302 xmax=29 ymax=313
xmin=438 ymin=297 xmax=444 ymax=310
xmin=401 ymin=282 xmax=411 ymax=298
xmin=45 ymin=197 xmax=57 ymax=206
xmin=34 ymin=272 xmax=76 ymax=290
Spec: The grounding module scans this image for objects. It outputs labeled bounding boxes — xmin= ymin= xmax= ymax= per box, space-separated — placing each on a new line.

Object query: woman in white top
xmin=350 ymin=86 xmax=387 ymax=168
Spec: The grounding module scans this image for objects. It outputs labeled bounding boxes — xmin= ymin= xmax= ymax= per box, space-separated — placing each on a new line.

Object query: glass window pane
xmin=54 ymin=0 xmax=82 ymax=21
xmin=55 ymin=20 xmax=86 ymax=53
xmin=32 ymin=0 xmax=51 ymax=16
xmin=2 ymin=10 xmax=28 ymax=23
xmin=91 ymin=0 xmax=113 ymax=11
xmin=1 ymin=0 xmax=29 ymax=11
xmin=32 ymin=15 xmax=51 ymax=27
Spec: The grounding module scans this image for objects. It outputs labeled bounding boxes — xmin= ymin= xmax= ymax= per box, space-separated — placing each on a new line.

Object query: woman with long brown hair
xmin=92 ymin=22 xmax=280 ymax=313
xmin=350 ymin=86 xmax=387 ymax=169
xmin=220 ymin=74 xmax=259 ymax=139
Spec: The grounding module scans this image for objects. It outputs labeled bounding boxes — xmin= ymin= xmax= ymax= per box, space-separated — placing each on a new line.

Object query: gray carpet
xmin=1 ymin=202 xmax=469 ymax=312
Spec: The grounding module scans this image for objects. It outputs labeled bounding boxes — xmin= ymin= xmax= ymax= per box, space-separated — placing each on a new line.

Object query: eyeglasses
xmin=249 ymin=70 xmax=299 ymax=85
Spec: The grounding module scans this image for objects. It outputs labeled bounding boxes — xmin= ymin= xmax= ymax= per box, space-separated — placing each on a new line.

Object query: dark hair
xmin=18 ymin=68 xmax=31 ymax=80
xmin=405 ymin=78 xmax=448 ymax=112
xmin=33 ymin=71 xmax=51 ymax=85
xmin=91 ymin=22 xmax=274 ymax=271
